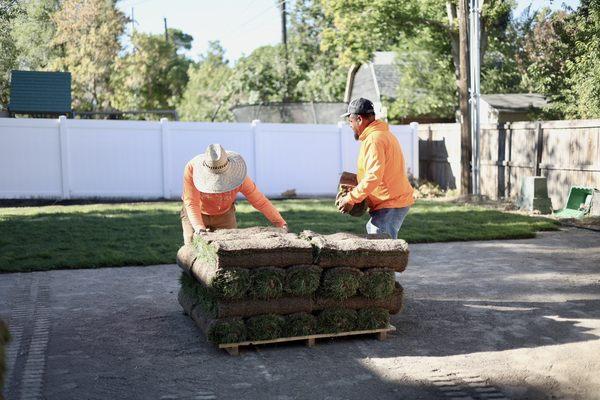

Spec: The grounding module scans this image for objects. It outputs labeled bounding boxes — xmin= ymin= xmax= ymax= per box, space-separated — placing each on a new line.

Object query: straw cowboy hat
xmin=192 ymin=144 xmax=247 ymax=193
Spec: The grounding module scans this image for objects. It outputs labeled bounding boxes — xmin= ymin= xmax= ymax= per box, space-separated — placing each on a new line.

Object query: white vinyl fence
xmin=0 ymin=117 xmax=419 ymax=200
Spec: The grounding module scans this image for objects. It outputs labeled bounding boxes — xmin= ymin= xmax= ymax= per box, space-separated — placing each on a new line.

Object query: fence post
xmin=410 ymin=122 xmax=419 ymax=180
xmin=58 ymin=115 xmax=71 ymax=199
xmin=337 ymin=121 xmax=345 ymax=175
xmin=505 ymin=122 xmax=513 ymax=198
xmin=534 ymin=121 xmax=543 ymax=176
xmin=160 ymin=118 xmax=171 ymax=199
xmin=251 ymin=119 xmax=260 ymax=185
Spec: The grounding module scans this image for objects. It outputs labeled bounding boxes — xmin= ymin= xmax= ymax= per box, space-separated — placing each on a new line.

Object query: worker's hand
xmin=193 ymin=227 xmax=211 ymax=237
xmin=337 ymin=194 xmax=354 ymax=214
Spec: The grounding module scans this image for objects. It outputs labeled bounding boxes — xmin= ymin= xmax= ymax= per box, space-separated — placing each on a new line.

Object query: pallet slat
xmin=218 ymin=325 xmax=396 ymax=355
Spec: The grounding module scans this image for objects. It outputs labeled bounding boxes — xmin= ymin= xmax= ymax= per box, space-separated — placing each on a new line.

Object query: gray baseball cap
xmin=340 ymin=97 xmax=375 ymax=118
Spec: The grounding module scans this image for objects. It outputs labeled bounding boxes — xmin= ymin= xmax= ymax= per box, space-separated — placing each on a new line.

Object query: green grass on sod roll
xmin=356 ymin=308 xmax=390 ymax=330
xmin=359 ymin=268 xmax=396 ymax=300
xmin=179 ymin=273 xmax=217 ymax=317
xmin=319 ymin=267 xmax=362 ymax=300
xmin=250 ymin=267 xmax=284 ymax=300
xmin=284 ymin=312 xmax=317 ymax=337
xmin=207 ymin=318 xmax=247 ymax=344
xmin=284 ymin=265 xmax=322 ymax=297
xmin=192 ymin=236 xmax=218 ymax=266
xmin=212 ymin=268 xmax=251 ymax=300
xmin=246 ymin=314 xmax=285 ymax=341
xmin=317 ymin=308 xmax=358 ymax=333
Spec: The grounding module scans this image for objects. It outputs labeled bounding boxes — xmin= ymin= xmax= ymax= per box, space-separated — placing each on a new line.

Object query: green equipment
xmin=554 ymin=186 xmax=599 ymax=219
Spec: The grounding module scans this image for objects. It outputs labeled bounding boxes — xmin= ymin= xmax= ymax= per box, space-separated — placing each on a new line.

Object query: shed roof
xmin=8 ymin=70 xmax=72 ymax=114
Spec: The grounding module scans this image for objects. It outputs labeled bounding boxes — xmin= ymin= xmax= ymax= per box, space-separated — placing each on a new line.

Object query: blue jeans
xmin=366 ymin=207 xmax=410 ymax=239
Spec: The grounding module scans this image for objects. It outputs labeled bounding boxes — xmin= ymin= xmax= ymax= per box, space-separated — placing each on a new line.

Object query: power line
xmin=219 ymin=0 xmax=286 ymax=41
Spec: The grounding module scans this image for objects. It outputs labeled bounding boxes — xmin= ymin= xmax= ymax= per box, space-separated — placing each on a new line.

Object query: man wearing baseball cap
xmin=180 ymin=143 xmax=287 ymax=244
xmin=338 ymin=98 xmax=414 ymax=238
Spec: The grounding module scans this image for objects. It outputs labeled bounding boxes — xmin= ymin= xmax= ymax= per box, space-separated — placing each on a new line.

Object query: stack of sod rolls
xmin=177 ymin=227 xmax=408 ymax=345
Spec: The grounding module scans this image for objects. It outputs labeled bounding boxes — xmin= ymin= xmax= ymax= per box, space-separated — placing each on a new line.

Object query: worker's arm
xmin=239 ymin=176 xmax=287 ymax=228
xmin=348 ymin=138 xmax=385 ymax=204
xmin=182 ymin=162 xmax=206 ymax=232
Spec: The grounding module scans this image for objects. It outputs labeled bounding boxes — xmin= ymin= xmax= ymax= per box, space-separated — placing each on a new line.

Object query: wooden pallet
xmin=219 ymin=324 xmax=396 ymax=355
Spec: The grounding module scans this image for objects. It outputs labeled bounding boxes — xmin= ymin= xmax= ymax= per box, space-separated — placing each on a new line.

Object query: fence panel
xmin=0 ymin=118 xmax=62 ymax=198
xmin=0 ymin=118 xmax=418 ymax=200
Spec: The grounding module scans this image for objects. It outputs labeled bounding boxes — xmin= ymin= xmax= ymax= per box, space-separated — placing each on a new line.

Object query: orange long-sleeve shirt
xmin=182 ymin=161 xmax=286 ymax=231
xmin=348 ymin=120 xmax=415 ymax=211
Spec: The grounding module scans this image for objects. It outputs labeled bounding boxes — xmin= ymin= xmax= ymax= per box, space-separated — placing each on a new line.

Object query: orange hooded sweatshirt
xmin=348 ymin=120 xmax=415 ymax=211
xmin=182 ymin=161 xmax=286 ymax=231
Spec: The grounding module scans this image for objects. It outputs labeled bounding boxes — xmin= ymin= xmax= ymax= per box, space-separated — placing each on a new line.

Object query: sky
xmin=116 ymin=0 xmax=581 ymax=64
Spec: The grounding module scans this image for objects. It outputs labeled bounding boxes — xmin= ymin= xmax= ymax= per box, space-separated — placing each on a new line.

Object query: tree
xmin=0 ymin=0 xmax=22 ymax=106
xmin=287 ymin=0 xmax=346 ymax=101
xmin=12 ymin=0 xmax=61 ymax=71
xmin=111 ymin=28 xmax=192 ymax=114
xmin=178 ymin=41 xmax=235 ymax=121
xmin=519 ymin=9 xmax=577 ymax=118
xmin=387 ymin=33 xmax=457 ymax=122
xmin=566 ymin=2 xmax=600 ymax=118
xmin=51 ymin=0 xmax=126 ymax=111
xmin=513 ymin=2 xmax=600 ymax=119
xmin=222 ymin=0 xmax=346 ymax=109
xmin=231 ymin=45 xmax=288 ymax=104
xmin=321 ymin=0 xmax=514 ymax=194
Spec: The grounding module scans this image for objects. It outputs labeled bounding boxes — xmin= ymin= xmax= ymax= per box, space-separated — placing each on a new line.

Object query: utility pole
xmin=164 ymin=17 xmax=169 ymax=42
xmin=469 ymin=0 xmax=482 ymax=196
xmin=458 ymin=0 xmax=472 ymax=195
xmin=280 ymin=0 xmax=289 ymax=101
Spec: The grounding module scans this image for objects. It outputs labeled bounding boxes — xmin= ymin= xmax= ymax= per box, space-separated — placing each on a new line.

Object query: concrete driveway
xmin=1 ymin=228 xmax=599 ymax=400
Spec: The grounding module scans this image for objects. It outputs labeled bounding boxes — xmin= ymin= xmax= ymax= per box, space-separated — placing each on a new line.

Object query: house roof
xmin=481 ymin=93 xmax=548 ymax=112
xmin=346 ymin=52 xmax=401 ymax=102
xmin=8 ymin=70 xmax=72 ymax=114
xmin=371 ymin=52 xmax=399 ymax=99
xmin=372 ymin=64 xmax=399 ymax=98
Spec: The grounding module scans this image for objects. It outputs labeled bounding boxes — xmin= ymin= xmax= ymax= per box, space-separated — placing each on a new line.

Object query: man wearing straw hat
xmin=180 ymin=143 xmax=287 ymax=244
xmin=337 ymin=98 xmax=414 ymax=239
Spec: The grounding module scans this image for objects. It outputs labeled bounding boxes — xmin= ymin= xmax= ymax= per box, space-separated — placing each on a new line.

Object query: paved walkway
xmin=1 ymin=228 xmax=599 ymax=400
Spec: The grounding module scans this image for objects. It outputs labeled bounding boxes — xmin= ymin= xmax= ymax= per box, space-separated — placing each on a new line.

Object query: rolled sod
xmin=186 ymin=304 xmax=247 ymax=344
xmin=356 ymin=308 xmax=390 ymax=330
xmin=315 ymin=282 xmax=404 ymax=315
xmin=192 ymin=228 xmax=313 ymax=268
xmin=317 ymin=308 xmax=358 ymax=334
xmin=284 ymin=312 xmax=317 ymax=337
xmin=180 ymin=272 xmax=315 ymax=318
xmin=212 ymin=268 xmax=251 ymax=300
xmin=176 ymin=245 xmax=197 ymax=271
xmin=300 ymin=230 xmax=409 ymax=271
xmin=217 ymin=296 xmax=312 ymax=319
xmin=246 ymin=314 xmax=285 ymax=341
xmin=179 ymin=273 xmax=217 ymax=316
xmin=207 ymin=318 xmax=247 ymax=345
xmin=319 ymin=267 xmax=362 ymax=300
xmin=284 ymin=265 xmax=322 ymax=297
xmin=177 ymin=245 xmax=251 ymax=300
xmin=359 ymin=268 xmax=396 ymax=300
xmin=250 ymin=267 xmax=284 ymax=300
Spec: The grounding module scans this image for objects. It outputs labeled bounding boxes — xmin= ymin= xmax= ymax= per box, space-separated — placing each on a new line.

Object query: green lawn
xmin=0 ymin=199 xmax=558 ymax=273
